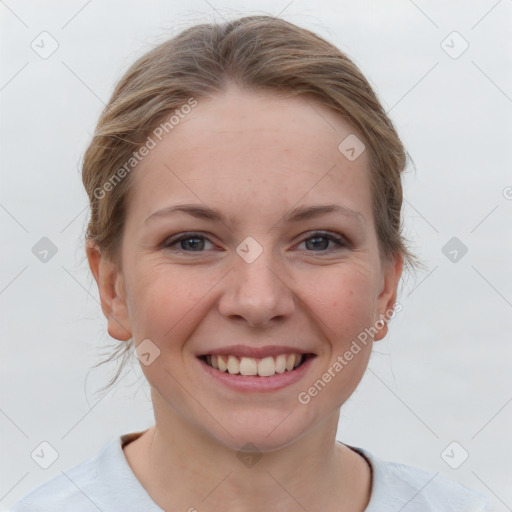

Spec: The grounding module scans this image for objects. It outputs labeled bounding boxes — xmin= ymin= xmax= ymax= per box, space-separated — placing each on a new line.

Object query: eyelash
xmin=162 ymin=231 xmax=349 ymax=254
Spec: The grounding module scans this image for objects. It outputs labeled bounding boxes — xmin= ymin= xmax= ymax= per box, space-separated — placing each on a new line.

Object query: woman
xmin=11 ymin=15 xmax=488 ymax=511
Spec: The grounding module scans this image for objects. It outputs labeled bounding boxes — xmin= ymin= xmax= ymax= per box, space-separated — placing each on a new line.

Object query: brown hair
xmin=82 ymin=15 xmax=420 ymax=392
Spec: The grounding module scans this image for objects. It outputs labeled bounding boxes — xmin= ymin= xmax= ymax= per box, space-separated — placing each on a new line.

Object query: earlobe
xmin=373 ymin=254 xmax=403 ymax=342
xmin=86 ymin=241 xmax=132 ymax=341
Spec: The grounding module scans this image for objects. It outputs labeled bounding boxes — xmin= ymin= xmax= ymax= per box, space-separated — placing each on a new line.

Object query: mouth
xmin=198 ymin=353 xmax=314 ymax=377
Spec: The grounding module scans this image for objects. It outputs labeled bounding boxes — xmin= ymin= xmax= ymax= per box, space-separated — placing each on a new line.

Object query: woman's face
xmin=97 ymin=83 xmax=401 ymax=451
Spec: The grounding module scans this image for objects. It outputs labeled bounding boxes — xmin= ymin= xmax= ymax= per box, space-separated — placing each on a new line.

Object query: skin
xmin=87 ymin=82 xmax=402 ymax=511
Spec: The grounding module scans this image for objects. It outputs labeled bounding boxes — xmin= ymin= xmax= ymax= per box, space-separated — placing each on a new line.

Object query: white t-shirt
xmin=10 ymin=431 xmax=489 ymax=511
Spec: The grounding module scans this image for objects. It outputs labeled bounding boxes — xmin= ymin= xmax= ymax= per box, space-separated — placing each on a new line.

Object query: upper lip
xmin=197 ymin=345 xmax=314 ymax=358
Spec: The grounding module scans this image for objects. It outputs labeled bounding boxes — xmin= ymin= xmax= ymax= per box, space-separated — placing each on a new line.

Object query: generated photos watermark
xmin=93 ymin=97 xmax=198 ymax=200
xmin=297 ymin=302 xmax=403 ymax=405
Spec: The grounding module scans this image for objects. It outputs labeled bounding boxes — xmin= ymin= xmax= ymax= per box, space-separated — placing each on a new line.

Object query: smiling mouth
xmin=199 ymin=353 xmax=314 ymax=377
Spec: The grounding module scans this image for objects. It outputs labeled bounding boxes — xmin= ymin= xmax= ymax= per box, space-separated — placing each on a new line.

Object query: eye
xmin=161 ymin=230 xmax=349 ymax=254
xmin=297 ymin=231 xmax=348 ymax=252
xmin=162 ymin=232 xmax=215 ymax=252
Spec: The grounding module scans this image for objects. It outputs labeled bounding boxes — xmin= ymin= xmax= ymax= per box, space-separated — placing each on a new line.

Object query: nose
xmin=218 ymin=247 xmax=296 ymax=328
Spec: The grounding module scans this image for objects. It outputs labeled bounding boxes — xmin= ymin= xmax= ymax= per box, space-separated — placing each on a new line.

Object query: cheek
xmin=124 ymin=261 xmax=220 ymax=344
xmin=297 ymin=268 xmax=377 ymax=406
xmin=298 ymin=264 xmax=378 ymax=343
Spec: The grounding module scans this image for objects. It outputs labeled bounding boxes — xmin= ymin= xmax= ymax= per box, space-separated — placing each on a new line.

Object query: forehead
xmin=128 ymin=84 xmax=373 ymax=226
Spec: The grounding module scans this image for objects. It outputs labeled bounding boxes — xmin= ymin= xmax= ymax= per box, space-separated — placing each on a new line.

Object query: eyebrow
xmin=145 ymin=203 xmax=364 ymax=226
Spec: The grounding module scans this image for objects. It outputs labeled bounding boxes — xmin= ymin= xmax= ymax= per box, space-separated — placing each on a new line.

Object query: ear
xmin=86 ymin=240 xmax=132 ymax=341
xmin=373 ymin=253 xmax=403 ymax=342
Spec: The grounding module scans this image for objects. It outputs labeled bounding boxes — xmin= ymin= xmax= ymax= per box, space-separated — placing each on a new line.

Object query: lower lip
xmin=197 ymin=356 xmax=315 ymax=392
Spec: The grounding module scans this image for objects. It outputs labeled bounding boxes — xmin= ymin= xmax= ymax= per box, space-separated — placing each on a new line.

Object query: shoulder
xmin=350 ymin=446 xmax=489 ymax=512
xmin=9 ymin=451 xmax=101 ymax=511
xmin=9 ymin=433 xmax=151 ymax=512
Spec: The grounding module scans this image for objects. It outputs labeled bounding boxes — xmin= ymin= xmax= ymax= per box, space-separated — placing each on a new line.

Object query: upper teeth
xmin=206 ymin=354 xmax=304 ymax=377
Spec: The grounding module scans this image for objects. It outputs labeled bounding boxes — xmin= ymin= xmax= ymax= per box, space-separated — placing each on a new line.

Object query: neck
xmin=123 ymin=401 xmax=371 ymax=511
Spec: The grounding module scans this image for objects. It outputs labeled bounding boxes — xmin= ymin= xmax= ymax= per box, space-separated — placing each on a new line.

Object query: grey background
xmin=1 ymin=0 xmax=511 ymax=510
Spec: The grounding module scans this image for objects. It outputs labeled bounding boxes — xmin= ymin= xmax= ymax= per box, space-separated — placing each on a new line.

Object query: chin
xmin=201 ymin=407 xmax=318 ymax=454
